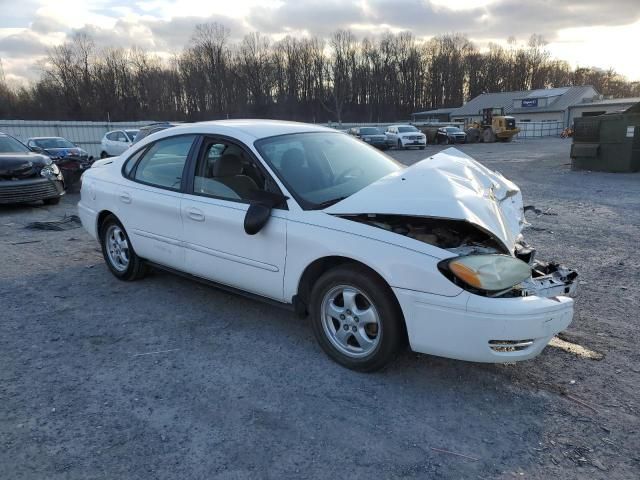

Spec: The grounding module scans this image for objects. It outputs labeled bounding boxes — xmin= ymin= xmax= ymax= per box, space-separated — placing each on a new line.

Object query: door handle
xmin=119 ymin=192 xmax=132 ymax=204
xmin=187 ymin=207 xmax=205 ymax=222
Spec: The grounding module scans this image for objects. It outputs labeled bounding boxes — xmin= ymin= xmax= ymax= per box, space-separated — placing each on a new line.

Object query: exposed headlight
xmin=40 ymin=163 xmax=60 ymax=177
xmin=439 ymin=254 xmax=531 ymax=292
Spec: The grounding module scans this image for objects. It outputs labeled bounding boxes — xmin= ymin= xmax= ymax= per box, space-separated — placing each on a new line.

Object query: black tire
xmin=465 ymin=128 xmax=480 ymax=143
xmin=419 ymin=146 xmax=426 ymax=150
xmin=99 ymin=215 xmax=147 ymax=281
xmin=309 ymin=264 xmax=404 ymax=372
xmin=100 ymin=151 xmax=108 ymax=159
xmin=43 ymin=196 xmax=61 ymax=205
xmin=397 ymin=139 xmax=404 ymax=150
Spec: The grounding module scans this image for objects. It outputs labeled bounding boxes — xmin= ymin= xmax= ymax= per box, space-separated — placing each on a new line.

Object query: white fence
xmin=1 ymin=119 xmax=563 ymax=156
xmin=0 ymin=120 xmax=155 ymax=158
xmin=515 ymin=121 xmax=563 ymax=138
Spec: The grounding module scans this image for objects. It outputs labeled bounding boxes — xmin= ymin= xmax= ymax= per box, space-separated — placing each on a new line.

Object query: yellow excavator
xmin=465 ymin=107 xmax=520 ymax=143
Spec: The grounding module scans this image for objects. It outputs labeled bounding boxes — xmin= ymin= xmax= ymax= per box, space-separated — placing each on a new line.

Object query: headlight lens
xmin=440 ymin=254 xmax=531 ymax=292
xmin=40 ymin=163 xmax=60 ymax=177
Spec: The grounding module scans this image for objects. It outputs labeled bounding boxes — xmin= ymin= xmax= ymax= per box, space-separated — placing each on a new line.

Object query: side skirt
xmin=145 ymin=260 xmax=295 ymax=312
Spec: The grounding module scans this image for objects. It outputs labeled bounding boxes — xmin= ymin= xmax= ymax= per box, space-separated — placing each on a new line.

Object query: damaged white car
xmin=78 ymin=120 xmax=577 ymax=371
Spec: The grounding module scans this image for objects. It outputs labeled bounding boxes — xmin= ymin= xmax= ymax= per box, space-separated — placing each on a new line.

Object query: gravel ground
xmin=1 ymin=137 xmax=639 ymax=479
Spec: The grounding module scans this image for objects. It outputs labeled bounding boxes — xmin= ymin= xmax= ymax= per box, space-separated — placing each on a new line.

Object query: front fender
xmin=283 ymin=215 xmax=463 ymax=302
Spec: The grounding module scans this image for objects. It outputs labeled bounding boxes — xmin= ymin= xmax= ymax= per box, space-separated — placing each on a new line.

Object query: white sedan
xmin=78 ymin=120 xmax=577 ymax=371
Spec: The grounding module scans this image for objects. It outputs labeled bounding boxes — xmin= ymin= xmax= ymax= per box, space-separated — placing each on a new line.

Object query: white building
xmin=414 ymin=86 xmax=639 ymax=131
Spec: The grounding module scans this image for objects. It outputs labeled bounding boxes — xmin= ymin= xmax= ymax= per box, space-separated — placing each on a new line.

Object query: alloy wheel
xmin=320 ymin=285 xmax=381 ymax=358
xmin=105 ymin=224 xmax=130 ymax=272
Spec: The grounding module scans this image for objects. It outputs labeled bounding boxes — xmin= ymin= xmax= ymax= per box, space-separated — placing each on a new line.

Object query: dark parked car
xmin=0 ymin=133 xmax=65 ymax=205
xmin=436 ymin=126 xmax=467 ymax=144
xmin=27 ymin=137 xmax=92 ymax=186
xmin=133 ymin=122 xmax=177 ymax=145
xmin=347 ymin=126 xmax=391 ymax=150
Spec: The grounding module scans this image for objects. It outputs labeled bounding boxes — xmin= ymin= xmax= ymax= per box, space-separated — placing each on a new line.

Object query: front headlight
xmin=439 ymin=254 xmax=531 ymax=292
xmin=40 ymin=163 xmax=60 ymax=177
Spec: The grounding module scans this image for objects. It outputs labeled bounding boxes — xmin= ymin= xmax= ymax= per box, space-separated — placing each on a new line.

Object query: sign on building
xmin=521 ymin=98 xmax=538 ymax=108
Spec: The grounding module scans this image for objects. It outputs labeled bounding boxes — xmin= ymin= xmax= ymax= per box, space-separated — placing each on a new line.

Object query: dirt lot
xmin=1 ymin=137 xmax=639 ymax=479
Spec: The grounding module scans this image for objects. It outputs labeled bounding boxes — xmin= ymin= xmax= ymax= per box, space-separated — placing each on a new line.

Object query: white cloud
xmin=1 ymin=0 xmax=639 ymax=84
xmin=547 ymin=20 xmax=640 ymax=81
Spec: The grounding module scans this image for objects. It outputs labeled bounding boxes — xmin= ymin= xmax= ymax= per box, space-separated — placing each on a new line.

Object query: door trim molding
xmin=131 ymin=228 xmax=280 ymax=272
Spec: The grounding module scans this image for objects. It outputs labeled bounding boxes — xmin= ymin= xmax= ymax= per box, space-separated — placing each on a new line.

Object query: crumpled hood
xmin=325 ymin=148 xmax=526 ymax=251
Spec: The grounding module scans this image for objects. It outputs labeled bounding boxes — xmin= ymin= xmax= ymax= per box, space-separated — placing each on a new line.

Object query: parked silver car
xmin=100 ymin=129 xmax=139 ymax=158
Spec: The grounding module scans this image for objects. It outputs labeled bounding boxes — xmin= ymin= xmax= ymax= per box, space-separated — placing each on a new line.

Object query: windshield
xmin=0 ymin=135 xmax=30 ymax=153
xmin=34 ymin=138 xmax=75 ymax=149
xmin=255 ymin=132 xmax=402 ymax=209
xmin=125 ymin=130 xmax=139 ymax=141
xmin=446 ymin=127 xmax=462 ymax=133
xmin=359 ymin=127 xmax=381 ymax=135
xmin=397 ymin=126 xmax=419 ymax=133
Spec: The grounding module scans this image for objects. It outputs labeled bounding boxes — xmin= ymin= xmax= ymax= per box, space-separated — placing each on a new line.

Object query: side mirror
xmin=30 ymin=145 xmax=43 ymax=153
xmin=243 ymin=190 xmax=288 ymax=235
xmin=244 ymin=203 xmax=272 ymax=235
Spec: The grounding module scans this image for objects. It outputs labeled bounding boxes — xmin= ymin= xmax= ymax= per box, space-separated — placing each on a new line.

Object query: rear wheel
xmin=99 ymin=215 xmax=147 ymax=281
xmin=482 ymin=128 xmax=496 ymax=143
xmin=100 ymin=151 xmax=108 ymax=159
xmin=465 ymin=128 xmax=480 ymax=143
xmin=310 ymin=265 xmax=403 ymax=371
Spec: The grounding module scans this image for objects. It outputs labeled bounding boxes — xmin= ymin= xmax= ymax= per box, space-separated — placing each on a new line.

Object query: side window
xmin=106 ymin=132 xmax=116 ymax=141
xmin=192 ymin=139 xmax=268 ymax=202
xmin=116 ymin=131 xmax=127 ymax=142
xmin=123 ymin=148 xmax=147 ymax=178
xmin=133 ymin=135 xmax=195 ymax=190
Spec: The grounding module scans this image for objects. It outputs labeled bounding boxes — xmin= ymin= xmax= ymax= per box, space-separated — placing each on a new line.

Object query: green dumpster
xmin=571 ymin=103 xmax=640 ymax=173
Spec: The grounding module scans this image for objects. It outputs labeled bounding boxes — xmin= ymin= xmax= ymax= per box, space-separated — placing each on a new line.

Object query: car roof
xmin=163 ymin=119 xmax=335 ymax=140
xmin=27 ymin=136 xmax=65 ymax=140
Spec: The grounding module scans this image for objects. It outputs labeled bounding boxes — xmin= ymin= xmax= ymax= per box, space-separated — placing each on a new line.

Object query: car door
xmin=117 ymin=134 xmax=197 ymax=270
xmin=181 ymin=136 xmax=287 ymax=301
xmin=386 ymin=127 xmax=397 ymax=143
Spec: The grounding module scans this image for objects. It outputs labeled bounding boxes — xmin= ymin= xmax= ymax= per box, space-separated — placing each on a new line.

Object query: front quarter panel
xmin=284 ymin=212 xmax=463 ymax=302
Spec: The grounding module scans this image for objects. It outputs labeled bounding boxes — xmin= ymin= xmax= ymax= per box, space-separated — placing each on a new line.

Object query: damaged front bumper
xmin=394 ymin=286 xmax=574 ymax=363
xmin=518 ymin=260 xmax=578 ymax=298
xmin=397 ymin=248 xmax=578 ymax=363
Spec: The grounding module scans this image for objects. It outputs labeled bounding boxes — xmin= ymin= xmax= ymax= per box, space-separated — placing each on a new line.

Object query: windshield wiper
xmin=314 ymin=196 xmax=348 ymax=210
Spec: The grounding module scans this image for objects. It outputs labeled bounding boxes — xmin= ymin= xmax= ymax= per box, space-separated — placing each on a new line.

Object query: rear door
xmin=117 ymin=134 xmax=197 ymax=270
xmin=180 ymin=136 xmax=287 ymax=300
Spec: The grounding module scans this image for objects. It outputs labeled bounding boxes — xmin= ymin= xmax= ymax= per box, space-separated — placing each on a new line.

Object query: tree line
xmin=1 ymin=25 xmax=638 ymax=123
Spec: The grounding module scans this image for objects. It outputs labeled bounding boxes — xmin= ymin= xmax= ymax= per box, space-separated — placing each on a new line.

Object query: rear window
xmin=132 ymin=135 xmax=195 ymax=190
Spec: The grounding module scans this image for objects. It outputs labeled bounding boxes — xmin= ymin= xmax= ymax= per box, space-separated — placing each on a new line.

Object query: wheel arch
xmin=96 ymin=209 xmax=118 ymax=238
xmin=294 ymin=255 xmax=408 ymax=345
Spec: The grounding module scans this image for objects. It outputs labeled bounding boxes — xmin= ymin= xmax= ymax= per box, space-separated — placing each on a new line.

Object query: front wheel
xmin=310 ymin=265 xmax=403 ymax=371
xmin=100 ymin=151 xmax=108 ymax=159
xmin=397 ymin=139 xmax=404 ymax=150
xmin=99 ymin=215 xmax=147 ymax=281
